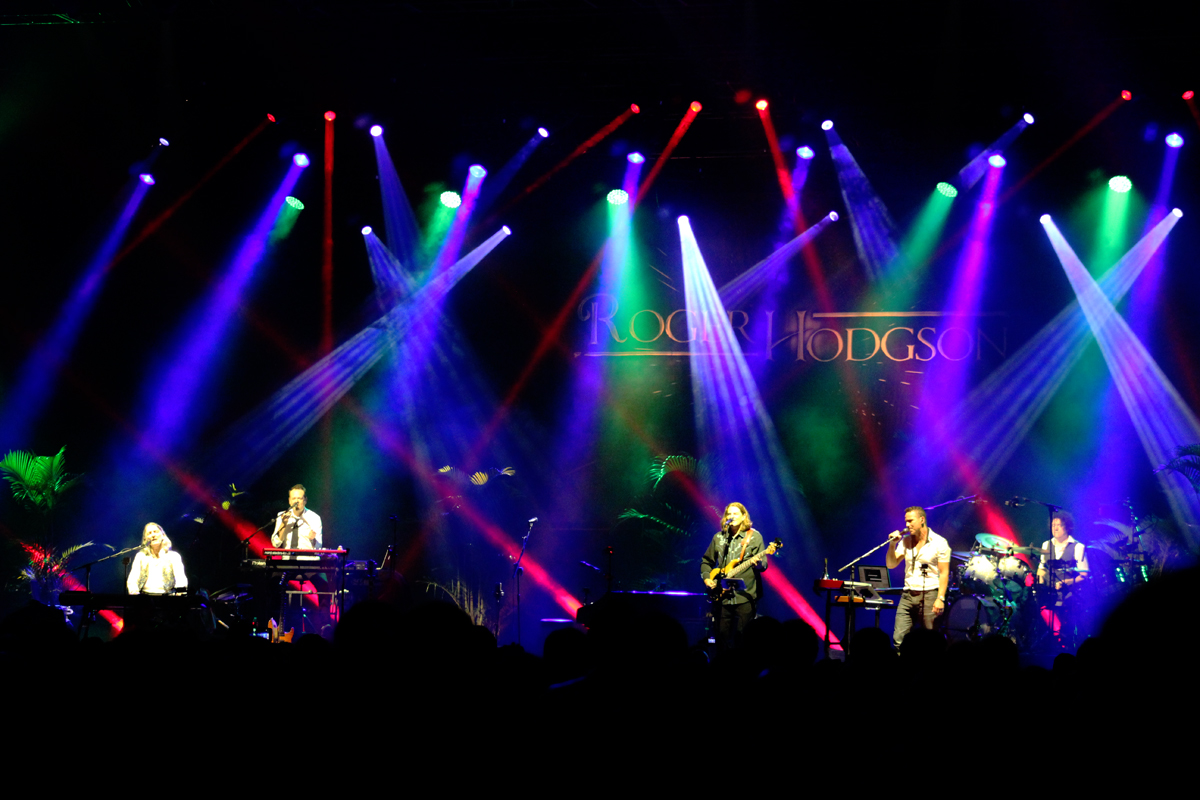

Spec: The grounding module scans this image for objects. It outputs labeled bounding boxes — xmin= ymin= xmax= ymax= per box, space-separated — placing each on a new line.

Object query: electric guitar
xmin=708 ymin=538 xmax=782 ymax=601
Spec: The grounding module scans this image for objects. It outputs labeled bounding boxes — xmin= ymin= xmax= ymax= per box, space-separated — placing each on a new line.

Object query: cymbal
xmin=951 ymin=551 xmax=974 ymax=561
xmin=975 ymin=532 xmax=1015 ymax=550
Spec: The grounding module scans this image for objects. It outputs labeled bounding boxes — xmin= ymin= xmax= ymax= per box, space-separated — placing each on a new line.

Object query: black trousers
xmin=714 ymin=600 xmax=756 ymax=649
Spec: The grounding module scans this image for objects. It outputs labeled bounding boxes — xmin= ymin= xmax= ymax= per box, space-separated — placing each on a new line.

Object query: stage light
xmin=821 ymin=120 xmax=833 ymax=130
xmin=1172 ymin=208 xmax=1183 ymax=218
xmin=1121 ymin=90 xmax=1132 ymax=100
xmin=158 ymin=137 xmax=170 ymax=146
xmin=631 ymin=103 xmax=641 ymax=114
xmin=1185 ymin=91 xmax=1195 ymax=100
xmin=606 ymin=189 xmax=629 ymax=205
xmin=537 ymin=127 xmax=549 ymax=138
xmin=988 ymin=154 xmax=1006 ymax=168
xmin=502 ymin=225 xmax=512 ymax=235
xmin=324 ymin=111 xmax=336 ymax=121
xmin=440 ymin=191 xmax=462 ymax=209
xmin=627 ymin=152 xmax=645 ymax=164
xmin=369 ymin=125 xmax=383 ymax=137
xmin=678 ymin=215 xmax=689 ymax=224
xmin=828 ymin=211 xmax=839 ymax=221
xmin=469 ymin=164 xmax=487 ymax=178
xmin=285 ymin=196 xmax=304 ymax=210
xmin=361 ymin=226 xmax=372 ymax=235
xmin=1166 ymin=132 xmax=1184 ymax=148
xmin=267 ymin=114 xmax=276 ymax=122
xmin=1108 ymin=175 xmax=1132 ymax=193
xmin=690 ymin=101 xmax=702 ymax=112
xmin=1040 ymin=214 xmax=1052 ymax=224
xmin=139 ymin=173 xmax=155 ymax=185
xmin=293 ymin=153 xmax=310 ymax=168
xmin=755 ymin=99 xmax=768 ymax=111
xmin=1023 ymin=113 xmax=1035 ymax=124
xmin=936 ymin=182 xmax=958 ymax=197
xmin=797 ymin=146 xmax=815 ymax=159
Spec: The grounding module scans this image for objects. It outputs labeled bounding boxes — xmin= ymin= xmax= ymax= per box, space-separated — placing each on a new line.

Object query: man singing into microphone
xmin=272 ymin=484 xmax=323 ymax=557
xmin=701 ymin=502 xmax=768 ymax=650
xmin=886 ymin=506 xmax=951 ymax=647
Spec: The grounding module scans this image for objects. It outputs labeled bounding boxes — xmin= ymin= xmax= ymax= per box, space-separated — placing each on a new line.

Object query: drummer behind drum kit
xmin=946 ymin=533 xmax=1080 ymax=646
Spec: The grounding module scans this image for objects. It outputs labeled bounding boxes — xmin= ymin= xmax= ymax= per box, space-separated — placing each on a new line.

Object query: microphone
xmin=1004 ymin=497 xmax=1026 ymax=507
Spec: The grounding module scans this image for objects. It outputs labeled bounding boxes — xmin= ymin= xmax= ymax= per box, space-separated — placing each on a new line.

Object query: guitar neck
xmin=724 ymin=542 xmax=780 ymax=580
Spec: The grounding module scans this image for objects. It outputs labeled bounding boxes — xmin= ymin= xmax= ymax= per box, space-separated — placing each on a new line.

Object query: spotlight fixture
xmin=139 ymin=174 xmax=155 ymax=185
xmin=369 ymin=125 xmax=383 ymax=137
xmin=678 ymin=215 xmax=690 ymax=224
xmin=537 ymin=127 xmax=549 ymax=138
xmin=821 ymin=120 xmax=833 ymax=130
xmin=468 ymin=164 xmax=487 ymax=179
xmin=936 ymin=181 xmax=958 ymax=198
xmin=627 ymin=152 xmax=645 ymax=164
xmin=796 ymin=146 xmax=815 ymax=160
xmin=267 ymin=113 xmax=277 ymax=122
xmin=1172 ymin=208 xmax=1183 ymax=218
xmin=1184 ymin=91 xmax=1195 ymax=100
xmin=324 ymin=111 xmax=336 ymax=121
xmin=361 ymin=226 xmax=372 ymax=235
xmin=293 ymin=153 xmax=310 ymax=168
xmin=440 ymin=191 xmax=462 ymax=209
xmin=1121 ymin=90 xmax=1132 ymax=100
xmin=1166 ymin=132 xmax=1184 ymax=148
xmin=988 ymin=153 xmax=1006 ymax=168
xmin=606 ymin=189 xmax=629 ymax=205
xmin=690 ymin=101 xmax=702 ymax=112
xmin=828 ymin=211 xmax=839 ymax=222
xmin=631 ymin=103 xmax=641 ymax=114
xmin=1039 ymin=214 xmax=1052 ymax=224
xmin=755 ymin=99 xmax=768 ymax=111
xmin=285 ymin=196 xmax=304 ymax=210
xmin=1023 ymin=113 xmax=1035 ymax=124
xmin=502 ymin=225 xmax=512 ymax=235
xmin=1108 ymin=175 xmax=1132 ymax=193
xmin=158 ymin=137 xmax=170 ymax=146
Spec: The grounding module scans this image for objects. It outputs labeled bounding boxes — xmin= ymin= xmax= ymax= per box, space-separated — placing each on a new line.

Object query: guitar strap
xmin=734 ymin=530 xmax=751 ymax=567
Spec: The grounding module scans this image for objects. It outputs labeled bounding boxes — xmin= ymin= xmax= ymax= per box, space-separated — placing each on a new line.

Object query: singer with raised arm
xmin=886 ymin=506 xmax=951 ymax=647
xmin=272 ymin=484 xmax=323 ymax=557
xmin=701 ymin=502 xmax=768 ymax=651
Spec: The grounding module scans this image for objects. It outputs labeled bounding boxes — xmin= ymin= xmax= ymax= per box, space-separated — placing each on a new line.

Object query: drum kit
xmin=945 ymin=533 xmax=1081 ymax=646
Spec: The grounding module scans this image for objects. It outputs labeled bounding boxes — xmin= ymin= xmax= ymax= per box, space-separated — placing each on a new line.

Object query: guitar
xmin=268 ymin=617 xmax=294 ymax=644
xmin=708 ymin=538 xmax=782 ymax=601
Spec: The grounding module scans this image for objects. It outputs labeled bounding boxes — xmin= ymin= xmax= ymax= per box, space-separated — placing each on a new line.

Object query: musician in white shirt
xmin=272 ymin=484 xmax=323 ymax=552
xmin=886 ymin=506 xmax=951 ymax=647
xmin=1037 ymin=510 xmax=1088 ymax=591
xmin=126 ymin=522 xmax=188 ymax=594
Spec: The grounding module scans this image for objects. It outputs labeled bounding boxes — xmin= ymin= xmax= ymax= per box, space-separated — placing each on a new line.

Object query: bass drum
xmin=945 ymin=595 xmax=1008 ymax=643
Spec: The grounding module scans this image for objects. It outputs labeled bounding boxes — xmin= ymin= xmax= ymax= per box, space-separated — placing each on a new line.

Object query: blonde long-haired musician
xmin=126 ymin=522 xmax=188 ymax=595
xmin=700 ymin=502 xmax=769 ymax=650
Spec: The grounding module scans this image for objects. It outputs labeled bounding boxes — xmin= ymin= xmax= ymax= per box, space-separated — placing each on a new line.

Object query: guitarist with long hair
xmin=701 ymin=502 xmax=770 ymax=651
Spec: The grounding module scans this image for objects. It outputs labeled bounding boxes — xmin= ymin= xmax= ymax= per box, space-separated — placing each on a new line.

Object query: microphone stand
xmin=839 ymin=537 xmax=895 ymax=574
xmin=1005 ymin=495 xmax=1063 ymax=524
xmin=925 ymin=494 xmax=985 ymax=511
xmin=69 ymin=545 xmax=139 ymax=637
xmin=511 ymin=517 xmax=536 ymax=648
